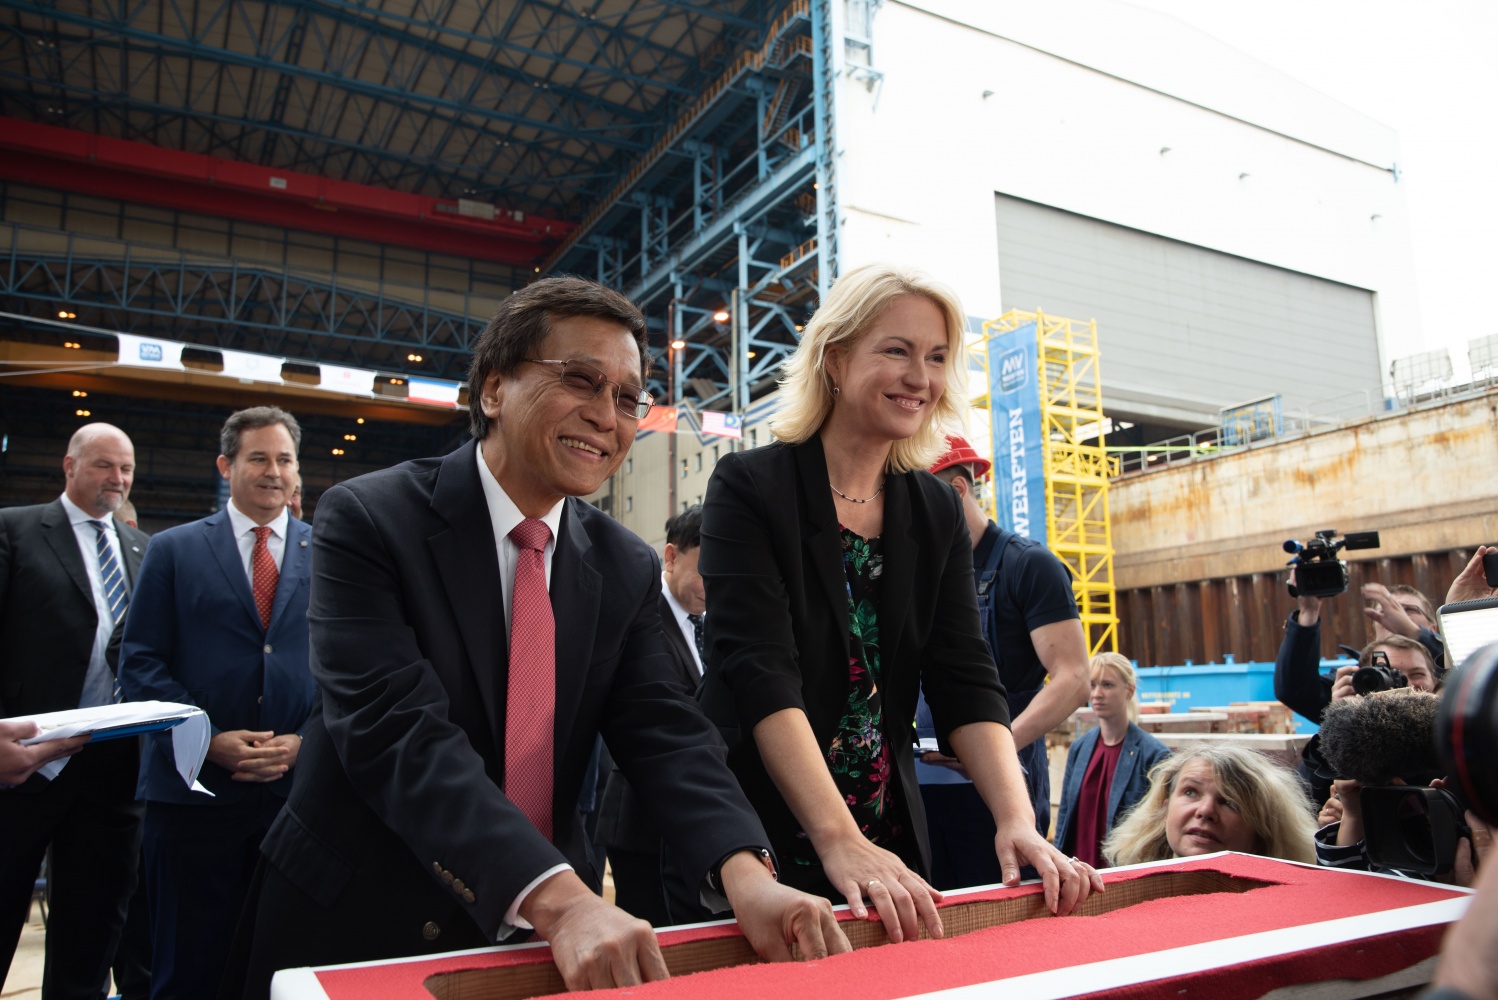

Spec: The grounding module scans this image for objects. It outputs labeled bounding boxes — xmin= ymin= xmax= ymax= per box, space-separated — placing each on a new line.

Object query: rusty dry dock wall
xmin=1108 ymin=390 xmax=1498 ymax=666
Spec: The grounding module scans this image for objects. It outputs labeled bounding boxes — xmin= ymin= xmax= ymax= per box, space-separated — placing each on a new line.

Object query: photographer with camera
xmin=1312 ymin=681 xmax=1492 ymax=885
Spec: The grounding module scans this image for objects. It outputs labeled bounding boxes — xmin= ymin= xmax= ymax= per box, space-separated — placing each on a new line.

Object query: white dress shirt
xmin=662 ymin=575 xmax=705 ymax=678
xmin=59 ymin=493 xmax=128 ymax=708
xmin=474 ymin=445 xmax=571 ymax=937
xmin=225 ymin=501 xmax=289 ymax=582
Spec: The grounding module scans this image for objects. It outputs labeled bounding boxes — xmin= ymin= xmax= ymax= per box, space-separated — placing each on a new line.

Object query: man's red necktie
xmin=505 ymin=519 xmax=555 ymax=840
xmin=251 ymin=525 xmax=279 ymax=630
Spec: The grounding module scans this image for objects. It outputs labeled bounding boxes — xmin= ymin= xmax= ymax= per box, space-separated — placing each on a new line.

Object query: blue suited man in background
xmin=119 ymin=406 xmax=316 ymax=999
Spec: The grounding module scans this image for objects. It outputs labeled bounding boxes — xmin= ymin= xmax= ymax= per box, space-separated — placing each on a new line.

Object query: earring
xmin=831 ymin=384 xmax=840 ymax=397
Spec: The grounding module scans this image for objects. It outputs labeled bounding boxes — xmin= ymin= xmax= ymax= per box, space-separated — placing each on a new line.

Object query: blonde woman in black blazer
xmin=698 ymin=264 xmax=1102 ymax=945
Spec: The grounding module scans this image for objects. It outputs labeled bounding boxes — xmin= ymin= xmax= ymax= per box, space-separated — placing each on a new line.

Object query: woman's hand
xmin=817 ymin=832 xmax=944 ymax=943
xmin=994 ymin=819 xmax=1104 ymax=916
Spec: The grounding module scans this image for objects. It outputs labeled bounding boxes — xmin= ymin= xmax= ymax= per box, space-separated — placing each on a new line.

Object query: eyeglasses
xmin=520 ymin=359 xmax=655 ymax=419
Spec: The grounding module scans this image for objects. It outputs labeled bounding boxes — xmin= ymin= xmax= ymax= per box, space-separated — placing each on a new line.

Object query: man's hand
xmin=522 ymin=870 xmax=667 ymax=990
xmin=994 ymin=818 xmax=1104 ymax=916
xmin=0 ymin=721 xmax=90 ymax=787
xmin=1361 ymin=584 xmax=1421 ymax=640
xmin=1332 ymin=779 xmax=1364 ymax=846
xmin=1328 ymin=665 xmax=1360 ymax=702
xmin=257 ymin=733 xmax=302 ymax=770
xmin=719 ymin=850 xmax=850 ymax=961
xmin=1448 ymin=545 xmax=1498 ymax=606
xmin=1434 ymin=818 xmax=1498 ymax=997
xmin=919 ymin=749 xmax=970 ymax=779
xmin=1316 ymin=790 xmax=1343 ymax=828
xmin=207 ymin=729 xmax=291 ymax=782
xmin=1288 ymin=568 xmax=1323 ymax=626
xmin=817 ymin=830 xmax=944 ymax=943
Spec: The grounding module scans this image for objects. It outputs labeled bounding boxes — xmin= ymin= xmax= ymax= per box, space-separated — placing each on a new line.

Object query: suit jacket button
xmin=422 ymin=921 xmax=440 ymax=941
xmin=257 ymin=696 xmax=263 ymax=705
xmin=432 ymin=862 xmax=443 ymax=876
xmin=463 ymin=890 xmax=476 ymax=904
xmin=452 ymin=879 xmax=465 ymax=893
xmin=264 ymin=644 xmax=273 ymax=654
xmin=442 ymin=871 xmax=455 ymax=885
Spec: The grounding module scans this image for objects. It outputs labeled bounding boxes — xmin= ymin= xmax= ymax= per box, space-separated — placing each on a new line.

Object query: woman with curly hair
xmin=1103 ymin=743 xmax=1318 ymax=866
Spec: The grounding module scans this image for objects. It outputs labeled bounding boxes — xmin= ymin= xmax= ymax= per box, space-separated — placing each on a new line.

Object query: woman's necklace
xmin=830 ymin=479 xmax=885 ymax=504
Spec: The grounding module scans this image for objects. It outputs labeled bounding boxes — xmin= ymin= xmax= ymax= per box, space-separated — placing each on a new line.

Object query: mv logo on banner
xmin=138 ymin=342 xmax=164 ymax=362
xmin=998 ymin=348 xmax=1028 ymax=393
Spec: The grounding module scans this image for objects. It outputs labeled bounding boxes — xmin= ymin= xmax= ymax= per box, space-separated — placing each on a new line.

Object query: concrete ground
xmin=2 ymin=901 xmax=46 ymax=999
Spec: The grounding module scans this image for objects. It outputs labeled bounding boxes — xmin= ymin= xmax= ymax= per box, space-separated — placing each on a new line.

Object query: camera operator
xmin=1312 ymin=689 xmax=1493 ymax=885
xmin=1330 ymin=635 xmax=1439 ymax=702
xmin=1275 ymin=578 xmax=1442 ymax=746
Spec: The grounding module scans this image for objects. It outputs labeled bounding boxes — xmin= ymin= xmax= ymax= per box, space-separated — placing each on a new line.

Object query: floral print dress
xmin=790 ymin=525 xmax=904 ymax=868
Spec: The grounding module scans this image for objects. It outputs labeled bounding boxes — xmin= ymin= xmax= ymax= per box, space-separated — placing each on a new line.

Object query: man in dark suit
xmin=596 ymin=505 xmax=708 ymax=926
xmin=229 ymin=276 xmax=846 ymax=996
xmin=118 ymin=406 xmax=316 ymax=1000
xmin=0 ymin=422 xmax=150 ymax=999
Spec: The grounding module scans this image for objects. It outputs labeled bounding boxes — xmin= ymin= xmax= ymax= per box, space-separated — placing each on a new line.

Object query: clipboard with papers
xmin=4 ymin=701 xmax=214 ymax=791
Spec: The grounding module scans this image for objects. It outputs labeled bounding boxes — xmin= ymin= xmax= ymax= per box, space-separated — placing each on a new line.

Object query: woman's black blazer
xmin=697 ymin=434 xmax=1011 ymax=875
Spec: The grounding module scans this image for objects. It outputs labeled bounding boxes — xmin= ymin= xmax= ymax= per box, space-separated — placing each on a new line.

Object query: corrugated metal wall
xmin=993 ymin=194 xmax=1381 ymax=426
xmin=1116 ymin=547 xmax=1477 ymax=668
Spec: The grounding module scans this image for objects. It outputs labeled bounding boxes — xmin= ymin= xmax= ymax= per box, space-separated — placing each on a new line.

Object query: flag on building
xmin=116 ymin=334 xmax=185 ymax=371
xmin=700 ymin=411 xmax=743 ymax=439
xmin=318 ymin=363 xmax=377 ymax=396
xmin=221 ymin=349 xmax=284 ymax=383
xmin=407 ymin=376 xmax=461 ymax=407
xmin=637 ymin=405 xmax=678 ymax=434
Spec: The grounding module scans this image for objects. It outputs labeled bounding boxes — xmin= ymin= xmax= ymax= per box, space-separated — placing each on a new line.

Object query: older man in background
xmin=0 ymin=423 xmax=150 ymax=999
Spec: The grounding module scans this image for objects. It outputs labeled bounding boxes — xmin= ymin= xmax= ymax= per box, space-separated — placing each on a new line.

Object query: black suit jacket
xmin=256 ymin=442 xmax=767 ymax=957
xmin=697 ymin=437 xmax=1011 ymax=875
xmin=0 ymin=500 xmax=149 ymax=793
xmin=0 ymin=500 xmax=148 ymax=717
xmin=595 ymin=593 xmax=700 ymax=853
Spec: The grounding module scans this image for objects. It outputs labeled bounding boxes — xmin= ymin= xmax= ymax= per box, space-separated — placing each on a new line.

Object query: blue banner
xmin=988 ymin=323 xmax=1047 ymax=543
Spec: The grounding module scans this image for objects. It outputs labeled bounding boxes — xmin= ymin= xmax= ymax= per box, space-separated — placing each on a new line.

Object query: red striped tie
xmin=505 ymin=519 xmax=555 ymax=840
xmin=251 ymin=526 xmax=278 ymax=630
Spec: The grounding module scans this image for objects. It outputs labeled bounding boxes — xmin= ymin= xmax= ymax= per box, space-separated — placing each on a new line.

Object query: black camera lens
xmin=1436 ymin=641 xmax=1498 ymax=825
xmin=1352 ymin=664 xmax=1408 ymax=696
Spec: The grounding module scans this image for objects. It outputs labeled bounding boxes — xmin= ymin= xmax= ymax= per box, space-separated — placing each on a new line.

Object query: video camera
xmin=1283 ymin=529 xmax=1380 ymax=599
xmin=1313 ymin=643 xmax=1498 ymax=877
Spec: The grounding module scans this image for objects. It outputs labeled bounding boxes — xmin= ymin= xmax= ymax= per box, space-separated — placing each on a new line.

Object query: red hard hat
xmin=929 ymin=434 xmax=991 ymax=479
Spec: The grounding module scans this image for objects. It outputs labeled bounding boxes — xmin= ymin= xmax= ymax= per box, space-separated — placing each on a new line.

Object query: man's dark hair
xmin=933 ymin=464 xmax=975 ymax=488
xmin=665 ymin=505 xmax=702 ymax=552
xmin=466 ymin=276 xmax=649 ymax=440
xmin=221 ymin=406 xmax=301 ymax=462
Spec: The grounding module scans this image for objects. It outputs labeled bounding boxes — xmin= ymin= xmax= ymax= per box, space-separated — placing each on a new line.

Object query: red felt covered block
xmin=272 ymin=854 xmax=1469 ymax=1000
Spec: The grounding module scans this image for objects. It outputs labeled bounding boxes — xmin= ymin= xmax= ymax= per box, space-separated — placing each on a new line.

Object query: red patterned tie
xmin=505 ymin=519 xmax=555 ymax=840
xmin=251 ymin=525 xmax=279 ymax=630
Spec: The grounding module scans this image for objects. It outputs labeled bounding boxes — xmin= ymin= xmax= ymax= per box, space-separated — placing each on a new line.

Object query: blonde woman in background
xmin=697 ymin=263 xmax=1101 ymax=946
xmin=1053 ymin=653 xmax=1170 ymax=866
xmin=1103 ymin=743 xmax=1319 ymax=866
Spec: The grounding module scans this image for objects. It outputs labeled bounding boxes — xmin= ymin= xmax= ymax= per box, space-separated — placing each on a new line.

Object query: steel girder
xmin=0 ymin=0 xmax=784 ymax=217
xmin=2 ymin=231 xmax=488 ymax=379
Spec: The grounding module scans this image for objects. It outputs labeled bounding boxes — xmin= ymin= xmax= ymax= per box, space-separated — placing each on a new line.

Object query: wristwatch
xmin=708 ymin=847 xmax=778 ymax=892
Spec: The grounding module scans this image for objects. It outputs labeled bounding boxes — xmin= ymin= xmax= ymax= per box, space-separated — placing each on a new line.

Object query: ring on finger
xmin=866 ymin=878 xmax=882 ymax=890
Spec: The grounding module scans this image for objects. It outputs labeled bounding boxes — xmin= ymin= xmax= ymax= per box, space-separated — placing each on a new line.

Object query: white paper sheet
xmin=8 ymin=701 xmax=213 ymax=793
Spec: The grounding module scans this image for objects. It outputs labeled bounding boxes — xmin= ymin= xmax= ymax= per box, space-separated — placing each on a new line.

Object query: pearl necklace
xmin=830 ymin=480 xmax=885 ymax=504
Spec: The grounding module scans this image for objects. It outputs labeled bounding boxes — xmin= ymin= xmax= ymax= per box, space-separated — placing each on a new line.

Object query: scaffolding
xmin=974 ymin=310 xmax=1119 ymax=655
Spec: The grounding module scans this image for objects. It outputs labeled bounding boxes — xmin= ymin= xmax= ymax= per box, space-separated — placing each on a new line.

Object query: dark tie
xmin=506 ymin=519 xmax=555 ymax=840
xmin=687 ymin=613 xmax=706 ymax=661
xmin=251 ymin=526 xmax=279 ymax=630
xmin=87 ymin=520 xmax=129 ymax=624
xmin=90 ymin=520 xmax=130 ymax=703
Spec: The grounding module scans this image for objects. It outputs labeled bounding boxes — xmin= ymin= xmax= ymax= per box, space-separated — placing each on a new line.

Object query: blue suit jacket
xmin=1053 ymin=722 xmax=1170 ymax=853
xmin=119 ymin=509 xmax=316 ymax=804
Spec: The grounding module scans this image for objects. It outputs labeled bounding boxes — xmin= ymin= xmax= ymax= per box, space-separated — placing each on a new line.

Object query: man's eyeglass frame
xmin=519 ymin=359 xmax=655 ymax=420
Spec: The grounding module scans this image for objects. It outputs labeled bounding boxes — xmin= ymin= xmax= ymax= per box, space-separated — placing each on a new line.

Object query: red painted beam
xmin=0 ymin=117 xmax=575 ymax=266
